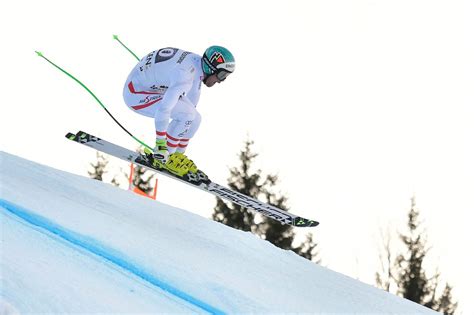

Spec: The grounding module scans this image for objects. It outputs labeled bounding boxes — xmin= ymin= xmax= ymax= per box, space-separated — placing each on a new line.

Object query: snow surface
xmin=1 ymin=151 xmax=437 ymax=314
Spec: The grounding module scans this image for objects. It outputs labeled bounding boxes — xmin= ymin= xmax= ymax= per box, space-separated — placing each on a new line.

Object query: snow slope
xmin=0 ymin=151 xmax=436 ymax=314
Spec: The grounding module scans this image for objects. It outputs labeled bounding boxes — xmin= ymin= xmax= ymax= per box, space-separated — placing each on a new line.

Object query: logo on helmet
xmin=210 ymin=52 xmax=225 ymax=65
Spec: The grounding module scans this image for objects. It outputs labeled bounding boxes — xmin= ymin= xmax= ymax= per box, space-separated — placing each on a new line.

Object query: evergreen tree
xmin=212 ymin=138 xmax=320 ymax=262
xmin=88 ymin=152 xmax=109 ymax=181
xmin=395 ymin=196 xmax=432 ymax=303
xmin=376 ymin=196 xmax=457 ymax=314
xmin=432 ymin=284 xmax=458 ymax=315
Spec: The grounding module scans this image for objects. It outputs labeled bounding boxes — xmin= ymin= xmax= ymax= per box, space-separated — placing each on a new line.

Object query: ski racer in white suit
xmin=123 ymin=46 xmax=235 ymax=176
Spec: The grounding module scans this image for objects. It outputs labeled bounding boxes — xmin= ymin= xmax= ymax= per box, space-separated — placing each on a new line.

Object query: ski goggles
xmin=216 ymin=69 xmax=232 ymax=82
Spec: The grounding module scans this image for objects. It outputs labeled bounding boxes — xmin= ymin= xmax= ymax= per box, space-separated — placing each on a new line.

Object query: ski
xmin=66 ymin=131 xmax=319 ymax=228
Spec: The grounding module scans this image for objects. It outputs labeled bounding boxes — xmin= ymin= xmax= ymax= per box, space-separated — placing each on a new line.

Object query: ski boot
xmin=169 ymin=153 xmax=210 ymax=184
xmin=164 ymin=153 xmax=192 ymax=177
xmin=143 ymin=152 xmax=188 ymax=176
xmin=150 ymin=140 xmax=193 ymax=176
xmin=144 ymin=145 xmax=209 ymax=183
xmin=170 ymin=152 xmax=198 ymax=174
xmin=148 ymin=139 xmax=169 ymax=169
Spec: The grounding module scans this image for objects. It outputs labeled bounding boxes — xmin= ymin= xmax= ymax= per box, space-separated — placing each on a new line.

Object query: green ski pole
xmin=35 ymin=51 xmax=152 ymax=151
xmin=113 ymin=35 xmax=140 ymax=61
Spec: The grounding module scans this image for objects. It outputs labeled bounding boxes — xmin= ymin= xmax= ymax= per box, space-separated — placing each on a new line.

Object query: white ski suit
xmin=123 ymin=48 xmax=204 ymax=153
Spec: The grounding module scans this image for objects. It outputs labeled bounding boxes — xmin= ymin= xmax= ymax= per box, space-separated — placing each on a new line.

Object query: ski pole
xmin=113 ymin=35 xmax=140 ymax=61
xmin=35 ymin=51 xmax=152 ymax=151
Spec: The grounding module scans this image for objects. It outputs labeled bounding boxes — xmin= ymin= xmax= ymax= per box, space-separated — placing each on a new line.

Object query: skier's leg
xmin=160 ymin=97 xmax=201 ymax=174
xmin=166 ymin=97 xmax=197 ymax=154
xmin=176 ymin=112 xmax=201 ymax=154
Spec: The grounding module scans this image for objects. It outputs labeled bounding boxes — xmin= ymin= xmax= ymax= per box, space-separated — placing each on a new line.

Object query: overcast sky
xmin=2 ymin=0 xmax=473 ymax=312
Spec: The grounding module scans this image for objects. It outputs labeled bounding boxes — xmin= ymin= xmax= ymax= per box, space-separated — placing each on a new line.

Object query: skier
xmin=123 ymin=46 xmax=235 ymax=176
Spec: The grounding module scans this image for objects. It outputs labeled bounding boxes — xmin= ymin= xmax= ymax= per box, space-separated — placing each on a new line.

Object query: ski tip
xmin=65 ymin=132 xmax=76 ymax=140
xmin=294 ymin=217 xmax=320 ymax=228
xmin=113 ymin=34 xmax=119 ymax=40
xmin=35 ymin=51 xmax=43 ymax=57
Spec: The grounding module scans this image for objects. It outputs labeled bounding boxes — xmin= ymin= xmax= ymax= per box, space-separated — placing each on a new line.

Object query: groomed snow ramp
xmin=0 ymin=151 xmax=436 ymax=314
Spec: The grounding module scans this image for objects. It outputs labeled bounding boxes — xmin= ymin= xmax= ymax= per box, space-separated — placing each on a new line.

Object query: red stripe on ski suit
xmin=156 ymin=132 xmax=188 ymax=148
xmin=128 ymin=81 xmax=160 ymax=95
xmin=166 ymin=133 xmax=181 ymax=142
xmin=131 ymin=98 xmax=161 ymax=110
xmin=128 ymin=82 xmax=162 ymax=110
xmin=165 ymin=134 xmax=189 ymax=143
